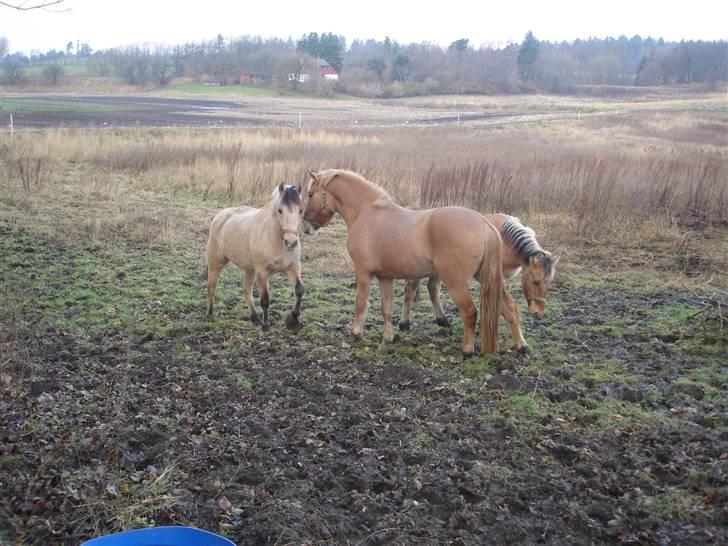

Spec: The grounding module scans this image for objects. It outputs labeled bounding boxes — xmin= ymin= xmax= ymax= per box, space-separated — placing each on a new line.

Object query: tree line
xmin=1 ymin=32 xmax=726 ymax=95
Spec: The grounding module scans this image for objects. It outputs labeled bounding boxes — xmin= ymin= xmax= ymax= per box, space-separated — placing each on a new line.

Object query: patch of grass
xmin=643 ymin=490 xmax=705 ymax=521
xmin=21 ymin=63 xmax=89 ymax=77
xmin=156 ymin=83 xmax=282 ymax=97
xmin=573 ymin=358 xmax=638 ymax=387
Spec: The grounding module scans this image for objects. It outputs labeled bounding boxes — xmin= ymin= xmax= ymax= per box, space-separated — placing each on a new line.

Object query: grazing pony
xmin=206 ymin=182 xmax=306 ymax=330
xmin=303 ymin=169 xmax=508 ymax=355
xmin=401 ymin=213 xmax=559 ymax=352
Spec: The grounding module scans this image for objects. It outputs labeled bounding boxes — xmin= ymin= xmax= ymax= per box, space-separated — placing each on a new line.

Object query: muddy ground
xmin=1 ymin=225 xmax=726 ymax=546
xmin=0 ymin=93 xmax=595 ymax=130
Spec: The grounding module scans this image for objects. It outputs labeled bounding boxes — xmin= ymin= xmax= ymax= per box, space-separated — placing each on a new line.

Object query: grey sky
xmin=2 ymin=0 xmax=727 ymax=54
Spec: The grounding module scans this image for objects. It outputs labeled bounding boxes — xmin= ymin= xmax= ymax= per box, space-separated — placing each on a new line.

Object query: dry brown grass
xmin=0 ymin=103 xmax=726 ymax=283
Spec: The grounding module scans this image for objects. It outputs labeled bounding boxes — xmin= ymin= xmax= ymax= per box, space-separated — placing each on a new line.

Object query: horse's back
xmin=353 ymin=204 xmax=497 ymax=279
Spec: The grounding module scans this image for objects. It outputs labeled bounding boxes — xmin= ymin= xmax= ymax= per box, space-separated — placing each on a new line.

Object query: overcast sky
xmin=2 ymin=0 xmax=727 ymax=54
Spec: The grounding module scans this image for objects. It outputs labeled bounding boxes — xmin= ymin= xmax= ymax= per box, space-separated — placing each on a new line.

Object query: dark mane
xmin=500 ymin=216 xmax=553 ymax=276
xmin=280 ymin=185 xmax=302 ymax=208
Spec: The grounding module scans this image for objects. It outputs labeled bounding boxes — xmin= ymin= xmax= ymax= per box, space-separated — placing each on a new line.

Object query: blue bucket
xmin=81 ymin=526 xmax=236 ymax=546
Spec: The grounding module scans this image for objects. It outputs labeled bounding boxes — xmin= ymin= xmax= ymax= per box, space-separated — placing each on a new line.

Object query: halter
xmin=526 ymin=295 xmax=547 ymax=304
xmin=303 ymin=189 xmax=334 ymax=227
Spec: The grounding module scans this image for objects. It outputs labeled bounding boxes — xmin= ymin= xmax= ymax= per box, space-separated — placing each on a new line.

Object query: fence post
xmin=9 ymin=113 xmax=13 ymax=137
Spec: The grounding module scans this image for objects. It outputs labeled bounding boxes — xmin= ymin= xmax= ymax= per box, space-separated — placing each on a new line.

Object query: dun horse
xmin=303 ymin=169 xmax=509 ymax=355
xmin=401 ymin=213 xmax=559 ymax=352
xmin=206 ymin=182 xmax=306 ymax=330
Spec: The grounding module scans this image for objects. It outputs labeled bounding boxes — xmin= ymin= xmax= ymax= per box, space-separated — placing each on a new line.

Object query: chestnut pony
xmin=303 ymin=169 xmax=510 ymax=355
xmin=401 ymin=213 xmax=559 ymax=352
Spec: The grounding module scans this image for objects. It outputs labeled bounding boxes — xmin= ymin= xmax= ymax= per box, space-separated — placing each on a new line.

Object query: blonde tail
xmin=479 ymin=222 xmax=503 ymax=353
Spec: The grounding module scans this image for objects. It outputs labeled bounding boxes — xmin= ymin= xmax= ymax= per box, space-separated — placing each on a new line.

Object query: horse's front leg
xmin=243 ymin=269 xmax=260 ymax=324
xmin=351 ymin=271 xmax=372 ymax=340
xmin=256 ymin=271 xmax=271 ymax=331
xmin=284 ymin=263 xmax=304 ymax=330
xmin=501 ymin=288 xmax=528 ymax=354
xmin=378 ymin=277 xmax=395 ymax=343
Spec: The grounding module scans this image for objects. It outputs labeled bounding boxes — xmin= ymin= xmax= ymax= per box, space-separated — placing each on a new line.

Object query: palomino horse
xmin=401 ymin=213 xmax=559 ymax=352
xmin=303 ymin=169 xmax=508 ymax=355
xmin=206 ymin=182 xmax=306 ymax=330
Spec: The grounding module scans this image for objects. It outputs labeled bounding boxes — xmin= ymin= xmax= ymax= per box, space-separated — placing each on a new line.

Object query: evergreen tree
xmin=517 ymin=31 xmax=539 ymax=81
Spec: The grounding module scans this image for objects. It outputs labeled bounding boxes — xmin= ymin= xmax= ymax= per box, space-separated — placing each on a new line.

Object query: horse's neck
xmin=502 ymin=243 xmax=523 ymax=270
xmin=258 ymin=200 xmax=283 ymax=238
xmin=330 ymin=176 xmax=386 ymax=227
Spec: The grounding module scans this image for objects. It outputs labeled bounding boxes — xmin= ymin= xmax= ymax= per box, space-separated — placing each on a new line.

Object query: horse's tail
xmin=479 ymin=221 xmax=503 ymax=353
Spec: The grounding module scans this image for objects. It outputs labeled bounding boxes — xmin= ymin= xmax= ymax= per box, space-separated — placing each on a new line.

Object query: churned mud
xmin=1 ymin=229 xmax=725 ymax=545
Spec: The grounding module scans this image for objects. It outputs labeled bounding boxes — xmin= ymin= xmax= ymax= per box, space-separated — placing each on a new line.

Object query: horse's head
xmin=273 ymin=182 xmax=304 ymax=251
xmin=303 ymin=169 xmax=336 ymax=232
xmin=521 ymin=252 xmax=560 ymax=316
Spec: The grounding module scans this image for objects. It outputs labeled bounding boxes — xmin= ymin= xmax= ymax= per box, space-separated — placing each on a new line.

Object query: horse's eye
xmin=299 ymin=209 xmax=303 ymax=214
xmin=278 ymin=208 xmax=282 ymax=214
xmin=308 ymin=192 xmax=313 ymax=198
xmin=534 ymin=280 xmax=541 ymax=286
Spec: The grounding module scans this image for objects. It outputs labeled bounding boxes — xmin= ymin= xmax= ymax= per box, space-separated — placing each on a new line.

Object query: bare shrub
xmin=225 ymin=143 xmax=242 ymax=202
xmin=17 ymin=155 xmax=46 ymax=191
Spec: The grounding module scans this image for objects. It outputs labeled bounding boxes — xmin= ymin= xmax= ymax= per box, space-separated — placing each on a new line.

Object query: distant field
xmin=154 ymin=82 xmax=356 ymax=101
xmin=20 ymin=63 xmax=90 ymax=77
xmin=157 ymin=83 xmax=284 ymax=97
xmin=1 ymin=90 xmax=725 ymax=130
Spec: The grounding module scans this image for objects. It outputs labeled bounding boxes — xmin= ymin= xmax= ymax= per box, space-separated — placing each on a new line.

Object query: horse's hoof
xmin=435 ymin=316 xmax=451 ymax=328
xmin=398 ymin=320 xmax=410 ymax=331
xmin=351 ymin=331 xmax=363 ymax=341
xmin=517 ymin=345 xmax=530 ymax=361
xmin=250 ymin=313 xmax=261 ymax=324
xmin=285 ymin=314 xmax=300 ymax=330
xmin=461 ymin=350 xmax=476 ymax=359
xmin=262 ymin=322 xmax=271 ymax=332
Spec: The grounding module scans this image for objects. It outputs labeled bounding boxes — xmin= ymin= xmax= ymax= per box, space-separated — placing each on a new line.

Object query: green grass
xmin=156 ymin=83 xmax=282 ymax=97
xmin=21 ymin=63 xmax=89 ymax=77
xmin=154 ymin=82 xmax=357 ymax=100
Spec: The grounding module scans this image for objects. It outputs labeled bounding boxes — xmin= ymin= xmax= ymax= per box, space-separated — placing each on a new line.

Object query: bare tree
xmin=0 ymin=36 xmax=8 ymax=59
xmin=42 ymin=62 xmax=62 ymax=85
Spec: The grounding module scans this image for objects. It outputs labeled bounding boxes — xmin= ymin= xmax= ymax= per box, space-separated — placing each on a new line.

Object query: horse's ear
xmin=278 ymin=182 xmax=285 ymax=194
xmin=308 ymin=169 xmax=318 ymax=184
xmin=529 ymin=256 xmax=539 ymax=266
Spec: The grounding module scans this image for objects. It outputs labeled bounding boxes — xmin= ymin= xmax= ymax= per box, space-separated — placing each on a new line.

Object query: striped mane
xmin=500 ymin=216 xmax=554 ymax=277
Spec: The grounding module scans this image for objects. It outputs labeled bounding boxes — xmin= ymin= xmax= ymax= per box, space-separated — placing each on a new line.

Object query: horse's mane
xmin=316 ymin=169 xmax=395 ymax=207
xmin=501 ymin=216 xmax=554 ymax=277
xmin=269 ymin=184 xmax=302 ymax=208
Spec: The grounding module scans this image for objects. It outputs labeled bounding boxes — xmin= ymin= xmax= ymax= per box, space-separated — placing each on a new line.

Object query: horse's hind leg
xmin=256 ymin=272 xmax=271 ymax=331
xmin=378 ymin=277 xmax=395 ymax=343
xmin=427 ymin=274 xmax=450 ymax=327
xmin=284 ymin=263 xmax=304 ymax=330
xmin=243 ymin=269 xmax=260 ymax=324
xmin=443 ymin=281 xmax=477 ymax=356
xmin=399 ymin=279 xmax=419 ymax=331
xmin=206 ymin=256 xmax=227 ymax=318
xmin=501 ymin=288 xmax=528 ymax=354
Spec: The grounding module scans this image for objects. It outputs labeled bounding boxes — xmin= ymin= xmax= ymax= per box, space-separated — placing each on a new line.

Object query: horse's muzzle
xmin=284 ymin=239 xmax=299 ymax=251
